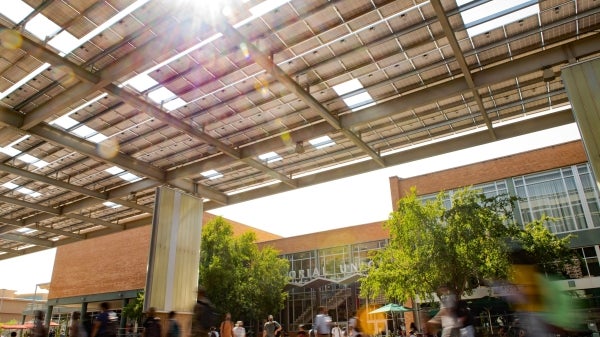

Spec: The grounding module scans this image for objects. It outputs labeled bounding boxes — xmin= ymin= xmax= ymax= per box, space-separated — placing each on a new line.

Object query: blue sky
xmin=0 ymin=123 xmax=582 ymax=294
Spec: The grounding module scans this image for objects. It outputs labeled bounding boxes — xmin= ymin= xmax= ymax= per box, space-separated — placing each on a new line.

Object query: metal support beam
xmin=105 ymin=85 xmax=298 ymax=188
xmin=215 ymin=19 xmax=386 ymax=167
xmin=14 ymin=179 xmax=162 ymax=228
xmin=0 ymin=195 xmax=60 ymax=215
xmin=203 ymin=109 xmax=575 ymax=210
xmin=342 ymin=34 xmax=600 ymax=127
xmin=0 ymin=194 xmax=122 ymax=230
xmin=427 ymin=0 xmax=495 ymax=139
xmin=169 ymin=31 xmax=600 ymax=184
xmin=0 ymin=216 xmax=83 ymax=239
xmin=66 ymin=213 xmax=123 ymax=230
xmin=0 ymin=233 xmax=55 ymax=247
xmin=0 ymin=162 xmax=152 ymax=214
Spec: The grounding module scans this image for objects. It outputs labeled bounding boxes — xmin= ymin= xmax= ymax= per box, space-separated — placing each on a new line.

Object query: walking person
xmin=456 ymin=301 xmax=474 ymax=337
xmin=263 ymin=315 xmax=281 ymax=337
xmin=141 ymin=307 xmax=162 ymax=337
xmin=192 ymin=287 xmax=217 ymax=337
xmin=232 ymin=321 xmax=246 ymax=337
xmin=347 ymin=313 xmax=360 ymax=337
xmin=331 ymin=323 xmax=342 ymax=337
xmin=167 ymin=311 xmax=181 ymax=337
xmin=32 ymin=310 xmax=48 ymax=337
xmin=296 ymin=325 xmax=307 ymax=337
xmin=314 ymin=307 xmax=332 ymax=337
xmin=220 ymin=313 xmax=234 ymax=337
xmin=439 ymin=285 xmax=459 ymax=337
xmin=90 ymin=302 xmax=117 ymax=337
xmin=70 ymin=312 xmax=88 ymax=337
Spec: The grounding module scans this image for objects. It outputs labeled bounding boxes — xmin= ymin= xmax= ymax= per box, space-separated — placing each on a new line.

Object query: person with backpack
xmin=262 ymin=315 xmax=281 ymax=337
xmin=91 ymin=302 xmax=118 ymax=337
xmin=142 ymin=307 xmax=162 ymax=337
xmin=167 ymin=311 xmax=181 ymax=337
xmin=192 ymin=286 xmax=218 ymax=337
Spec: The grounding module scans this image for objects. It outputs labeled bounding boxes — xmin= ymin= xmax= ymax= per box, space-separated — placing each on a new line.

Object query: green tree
xmin=361 ymin=187 xmax=574 ymax=302
xmin=122 ymin=290 xmax=145 ymax=324
xmin=199 ymin=216 xmax=289 ymax=325
xmin=516 ymin=217 xmax=576 ymax=274
xmin=361 ymin=187 xmax=516 ymax=302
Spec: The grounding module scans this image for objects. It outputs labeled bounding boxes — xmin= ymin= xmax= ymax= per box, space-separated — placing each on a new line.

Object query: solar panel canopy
xmin=0 ymin=0 xmax=599 ymax=259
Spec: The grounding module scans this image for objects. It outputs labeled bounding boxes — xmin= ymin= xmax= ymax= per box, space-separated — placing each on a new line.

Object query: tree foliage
xmin=122 ymin=290 xmax=145 ymax=324
xmin=199 ymin=216 xmax=289 ymax=324
xmin=515 ymin=217 xmax=576 ymax=274
xmin=360 ymin=187 xmax=575 ymax=302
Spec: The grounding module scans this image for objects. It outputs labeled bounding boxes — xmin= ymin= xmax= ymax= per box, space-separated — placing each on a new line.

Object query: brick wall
xmin=258 ymin=222 xmax=389 ymax=254
xmin=49 ymin=213 xmax=281 ymax=299
xmin=390 ymin=140 xmax=587 ymax=205
xmin=49 ymin=226 xmax=151 ymax=299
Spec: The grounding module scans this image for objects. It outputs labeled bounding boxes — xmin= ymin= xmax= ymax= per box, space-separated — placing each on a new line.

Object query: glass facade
xmin=421 ymin=163 xmax=600 ymax=234
xmin=281 ymin=240 xmax=387 ymax=331
xmin=276 ymin=163 xmax=600 ymax=332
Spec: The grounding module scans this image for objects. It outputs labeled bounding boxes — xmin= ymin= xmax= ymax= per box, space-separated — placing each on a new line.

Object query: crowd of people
xmin=18 ymin=268 xmax=580 ymax=337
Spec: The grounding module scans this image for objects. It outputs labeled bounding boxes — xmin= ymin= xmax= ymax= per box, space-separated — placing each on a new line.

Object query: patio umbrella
xmin=369 ymin=303 xmax=412 ymax=314
xmin=370 ymin=304 xmax=413 ymax=334
xmin=0 ymin=324 xmax=29 ymax=329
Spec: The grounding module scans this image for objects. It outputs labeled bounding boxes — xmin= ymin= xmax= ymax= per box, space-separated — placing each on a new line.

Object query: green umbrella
xmin=370 ymin=304 xmax=413 ymax=334
xmin=369 ymin=303 xmax=412 ymax=314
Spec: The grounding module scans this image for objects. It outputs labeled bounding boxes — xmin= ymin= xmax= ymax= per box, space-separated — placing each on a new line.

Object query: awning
xmin=299 ymin=277 xmax=334 ymax=289
xmin=337 ymin=273 xmax=362 ymax=286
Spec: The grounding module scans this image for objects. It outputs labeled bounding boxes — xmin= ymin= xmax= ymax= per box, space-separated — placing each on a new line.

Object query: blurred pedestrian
xmin=233 ymin=321 xmax=246 ymax=337
xmin=71 ymin=312 xmax=88 ymax=337
xmin=331 ymin=323 xmax=342 ymax=337
xmin=220 ymin=313 xmax=233 ymax=337
xmin=314 ymin=307 xmax=331 ymax=337
xmin=456 ymin=301 xmax=473 ymax=337
xmin=192 ymin=287 xmax=216 ymax=337
xmin=167 ymin=311 xmax=180 ymax=337
xmin=142 ymin=307 xmax=161 ymax=337
xmin=263 ymin=315 xmax=281 ymax=337
xmin=296 ymin=325 xmax=307 ymax=337
xmin=32 ymin=310 xmax=48 ymax=337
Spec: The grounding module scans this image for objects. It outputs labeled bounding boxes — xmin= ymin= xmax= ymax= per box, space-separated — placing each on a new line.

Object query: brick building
xmin=38 ymin=140 xmax=600 ymax=335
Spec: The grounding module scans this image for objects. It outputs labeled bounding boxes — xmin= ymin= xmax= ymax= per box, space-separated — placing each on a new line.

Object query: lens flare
xmin=280 ymin=132 xmax=292 ymax=146
xmin=97 ymin=138 xmax=120 ymax=159
xmin=0 ymin=29 xmax=23 ymax=49
xmin=240 ymin=42 xmax=250 ymax=59
xmin=49 ymin=65 xmax=77 ymax=86
xmin=254 ymin=76 xmax=270 ymax=98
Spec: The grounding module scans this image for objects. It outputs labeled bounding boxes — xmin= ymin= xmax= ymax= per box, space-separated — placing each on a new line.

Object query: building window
xmin=514 ymin=165 xmax=600 ymax=234
xmin=577 ymin=165 xmax=600 ymax=227
xmin=573 ymin=246 xmax=600 ymax=278
xmin=318 ymin=245 xmax=351 ymax=280
xmin=352 ymin=240 xmax=387 ymax=271
xmin=285 ymin=251 xmax=318 ymax=282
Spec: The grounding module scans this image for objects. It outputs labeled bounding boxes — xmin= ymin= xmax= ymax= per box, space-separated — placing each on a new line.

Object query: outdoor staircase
xmin=293 ymin=288 xmax=352 ymax=328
